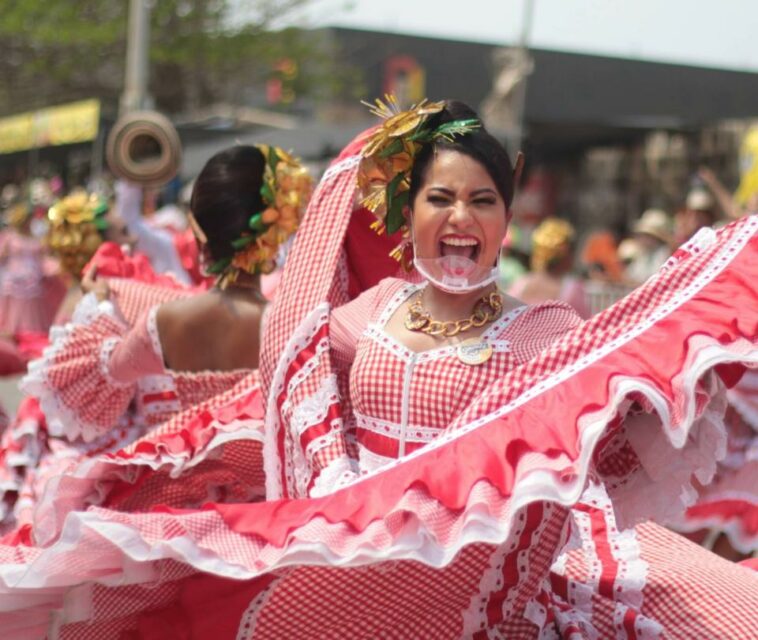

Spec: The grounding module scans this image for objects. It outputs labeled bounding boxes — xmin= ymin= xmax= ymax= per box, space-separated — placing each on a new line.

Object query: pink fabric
xmin=560 ymin=277 xmax=590 ymax=319
xmin=0 ymin=231 xmax=44 ymax=299
xmin=107 ymin=309 xmax=165 ymax=383
xmin=508 ymin=274 xmax=590 ymax=319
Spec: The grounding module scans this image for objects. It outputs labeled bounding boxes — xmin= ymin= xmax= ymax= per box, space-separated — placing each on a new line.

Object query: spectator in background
xmin=622 ymin=208 xmax=673 ymax=284
xmin=579 ymin=229 xmax=623 ymax=283
xmin=0 ymin=198 xmax=62 ymax=336
xmin=698 ymin=166 xmax=758 ymax=221
xmin=508 ymin=217 xmax=589 ymax=318
xmin=674 ymin=188 xmax=717 ymax=245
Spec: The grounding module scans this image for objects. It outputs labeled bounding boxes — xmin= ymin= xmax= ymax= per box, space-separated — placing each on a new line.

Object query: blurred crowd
xmin=0 ymin=174 xmax=204 ymax=375
xmin=0 ymin=166 xmax=302 ymax=378
xmin=499 ymin=165 xmax=758 ymax=319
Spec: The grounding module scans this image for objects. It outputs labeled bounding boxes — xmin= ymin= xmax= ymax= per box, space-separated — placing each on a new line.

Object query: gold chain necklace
xmin=405 ymin=291 xmax=504 ymax=338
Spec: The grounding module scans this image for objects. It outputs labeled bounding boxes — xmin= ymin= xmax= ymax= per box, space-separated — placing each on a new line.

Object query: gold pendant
xmin=456 ymin=338 xmax=493 ymax=366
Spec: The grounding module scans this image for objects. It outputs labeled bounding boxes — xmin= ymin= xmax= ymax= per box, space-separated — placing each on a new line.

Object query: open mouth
xmin=439 ymin=235 xmax=481 ymax=262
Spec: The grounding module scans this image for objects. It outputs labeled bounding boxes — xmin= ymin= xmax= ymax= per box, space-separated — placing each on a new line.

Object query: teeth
xmin=440 ymin=237 xmax=478 ymax=247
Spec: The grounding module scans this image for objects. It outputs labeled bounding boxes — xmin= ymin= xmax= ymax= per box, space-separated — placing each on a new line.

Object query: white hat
xmin=686 ymin=189 xmax=714 ymax=211
xmin=633 ymin=208 xmax=672 ymax=244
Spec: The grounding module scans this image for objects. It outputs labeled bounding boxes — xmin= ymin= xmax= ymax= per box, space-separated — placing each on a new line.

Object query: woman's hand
xmin=81 ymin=264 xmax=110 ymax=302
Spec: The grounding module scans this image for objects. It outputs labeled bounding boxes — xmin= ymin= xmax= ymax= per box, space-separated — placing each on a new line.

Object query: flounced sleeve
xmin=22 ymin=294 xmax=164 ymax=443
xmin=263 ymin=281 xmax=400 ymax=500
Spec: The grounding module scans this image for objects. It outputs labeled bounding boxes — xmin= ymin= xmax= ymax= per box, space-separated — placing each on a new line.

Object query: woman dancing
xmin=0 ymin=145 xmax=310 ymax=537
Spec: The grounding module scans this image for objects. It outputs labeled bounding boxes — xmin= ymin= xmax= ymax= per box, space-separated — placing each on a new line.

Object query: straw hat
xmin=633 ymin=208 xmax=672 ymax=244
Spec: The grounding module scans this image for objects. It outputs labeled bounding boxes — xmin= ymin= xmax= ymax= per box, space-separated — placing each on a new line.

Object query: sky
xmin=284 ymin=0 xmax=758 ymax=73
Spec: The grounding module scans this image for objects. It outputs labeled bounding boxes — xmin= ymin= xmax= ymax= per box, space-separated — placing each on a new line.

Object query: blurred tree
xmin=0 ymin=0 xmax=361 ymax=117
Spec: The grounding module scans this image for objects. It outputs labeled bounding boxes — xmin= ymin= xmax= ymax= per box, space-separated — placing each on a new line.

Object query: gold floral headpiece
xmin=4 ymin=202 xmax=30 ymax=228
xmin=531 ymin=218 xmax=575 ymax=272
xmin=47 ymin=190 xmax=110 ymax=278
xmin=209 ymin=144 xmax=312 ymax=289
xmin=357 ymin=96 xmax=481 ymax=241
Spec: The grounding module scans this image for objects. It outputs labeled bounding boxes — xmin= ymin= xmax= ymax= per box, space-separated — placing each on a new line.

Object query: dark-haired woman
xmin=3 ymin=145 xmax=310 ymax=536
xmin=247 ymin=99 xmax=757 ymax=636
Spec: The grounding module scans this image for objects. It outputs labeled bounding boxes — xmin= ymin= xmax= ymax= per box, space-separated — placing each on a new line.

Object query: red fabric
xmin=172 ymin=228 xmax=212 ymax=288
xmin=0 ymin=337 xmax=24 ymax=376
xmin=85 ymin=242 xmax=200 ymax=291
xmin=12 ymin=332 xmax=48 ymax=364
xmin=344 ymin=206 xmax=404 ymax=298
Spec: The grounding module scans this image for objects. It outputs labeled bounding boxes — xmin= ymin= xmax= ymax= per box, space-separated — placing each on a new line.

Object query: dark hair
xmin=408 ymin=100 xmax=515 ymax=209
xmin=190 ymin=145 xmax=266 ymax=262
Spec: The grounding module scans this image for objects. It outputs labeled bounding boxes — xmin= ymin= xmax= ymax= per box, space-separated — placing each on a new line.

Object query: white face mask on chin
xmin=413 ymin=253 xmax=499 ymax=294
xmin=411 ymin=226 xmax=499 ymax=295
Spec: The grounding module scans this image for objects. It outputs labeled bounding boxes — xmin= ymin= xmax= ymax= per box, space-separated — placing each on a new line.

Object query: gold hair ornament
xmin=208 ymin=144 xmax=312 ymax=289
xmin=530 ymin=218 xmax=575 ymax=272
xmin=357 ymin=96 xmax=480 ymax=238
xmin=47 ymin=191 xmax=109 ymax=278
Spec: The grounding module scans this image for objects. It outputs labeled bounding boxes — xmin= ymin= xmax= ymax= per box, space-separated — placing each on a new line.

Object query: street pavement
xmin=0 ymin=376 xmax=23 ymax=417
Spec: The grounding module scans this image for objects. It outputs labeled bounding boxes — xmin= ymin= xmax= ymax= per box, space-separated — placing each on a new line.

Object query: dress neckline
xmin=368 ymin=281 xmax=528 ymax=361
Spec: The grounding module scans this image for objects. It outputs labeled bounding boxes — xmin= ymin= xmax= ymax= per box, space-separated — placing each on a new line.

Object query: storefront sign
xmin=0 ymin=99 xmax=100 ymax=154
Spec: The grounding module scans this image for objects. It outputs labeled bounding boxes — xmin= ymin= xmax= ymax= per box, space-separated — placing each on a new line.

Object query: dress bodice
xmin=338 ymin=278 xmax=582 ymax=473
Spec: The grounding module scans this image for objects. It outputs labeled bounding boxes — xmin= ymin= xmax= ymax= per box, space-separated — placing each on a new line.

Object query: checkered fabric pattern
xmin=260 ymin=156 xmax=361 ymax=391
xmin=27 ymin=370 xmax=264 ymax=543
xmin=560 ymin=488 xmax=758 ymax=639
xmin=36 ymin=503 xmax=568 ymax=640
xmin=108 ymin=278 xmax=191 ymax=326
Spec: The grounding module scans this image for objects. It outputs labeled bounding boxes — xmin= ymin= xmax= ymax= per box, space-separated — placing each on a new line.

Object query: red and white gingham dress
xmin=334 ymin=278 xmax=581 ymax=469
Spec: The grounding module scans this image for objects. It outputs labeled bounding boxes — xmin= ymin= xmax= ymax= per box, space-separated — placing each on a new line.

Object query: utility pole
xmin=120 ymin=0 xmax=153 ymax=115
xmin=512 ymin=0 xmax=535 ymax=154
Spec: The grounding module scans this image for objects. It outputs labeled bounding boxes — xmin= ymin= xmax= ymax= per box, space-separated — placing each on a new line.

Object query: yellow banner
xmin=0 ymin=113 xmax=34 ymax=154
xmin=0 ymin=99 xmax=100 ymax=154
